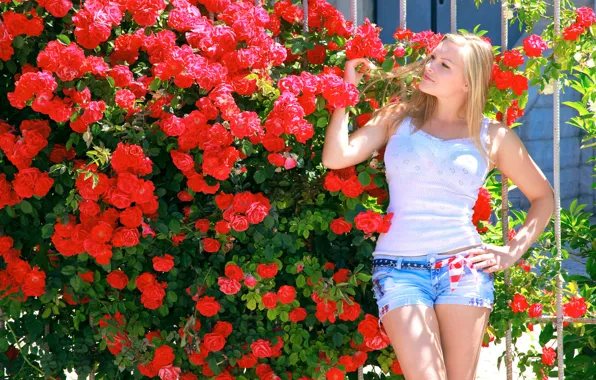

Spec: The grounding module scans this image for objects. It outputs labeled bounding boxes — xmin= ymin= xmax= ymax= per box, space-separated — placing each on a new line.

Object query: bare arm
xmin=493 ymin=123 xmax=555 ymax=260
xmin=321 ymin=104 xmax=403 ymax=170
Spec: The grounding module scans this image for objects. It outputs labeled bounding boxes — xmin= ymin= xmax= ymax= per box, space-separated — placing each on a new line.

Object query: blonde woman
xmin=322 ymin=33 xmax=554 ymax=380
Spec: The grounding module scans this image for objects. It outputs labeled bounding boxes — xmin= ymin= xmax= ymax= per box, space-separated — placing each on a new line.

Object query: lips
xmin=423 ymin=73 xmax=434 ymax=82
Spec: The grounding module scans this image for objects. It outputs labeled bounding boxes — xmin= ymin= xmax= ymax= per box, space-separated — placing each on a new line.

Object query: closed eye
xmin=430 ymin=54 xmax=450 ymax=69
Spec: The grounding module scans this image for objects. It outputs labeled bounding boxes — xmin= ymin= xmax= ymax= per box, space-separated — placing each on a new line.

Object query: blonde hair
xmin=361 ymin=32 xmax=495 ymax=168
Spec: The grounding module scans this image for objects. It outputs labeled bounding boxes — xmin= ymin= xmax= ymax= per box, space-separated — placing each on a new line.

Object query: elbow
xmin=322 ymin=158 xmax=337 ymax=169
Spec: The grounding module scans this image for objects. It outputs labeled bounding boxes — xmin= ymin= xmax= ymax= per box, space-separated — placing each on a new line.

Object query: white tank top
xmin=372 ymin=115 xmax=491 ymax=257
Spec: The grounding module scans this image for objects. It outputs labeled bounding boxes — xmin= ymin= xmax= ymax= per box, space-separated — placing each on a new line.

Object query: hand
xmin=343 ymin=58 xmax=376 ymax=86
xmin=469 ymin=243 xmax=519 ymax=274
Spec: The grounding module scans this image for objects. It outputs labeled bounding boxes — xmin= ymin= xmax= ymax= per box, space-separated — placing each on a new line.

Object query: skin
xmin=327 ymin=41 xmax=555 ymax=379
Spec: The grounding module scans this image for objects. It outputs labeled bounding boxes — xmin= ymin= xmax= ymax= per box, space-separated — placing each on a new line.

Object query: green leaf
xmin=149 ymin=78 xmax=161 ymax=91
xmin=158 ymin=305 xmax=169 ymax=317
xmin=382 ymin=57 xmax=395 ymax=72
xmin=168 ymin=219 xmax=181 ymax=234
xmin=41 ymin=224 xmax=55 ymax=238
xmin=56 ymin=34 xmax=71 ymax=45
xmin=296 ymin=274 xmax=306 ymax=288
xmin=106 ymin=76 xmax=115 ymax=88
xmin=267 ymin=308 xmax=278 ymax=320
xmin=19 ymin=200 xmax=33 ymax=214
xmin=254 ymin=170 xmax=266 ymax=184
xmin=166 ymin=291 xmax=178 ymax=303
xmin=357 ymin=172 xmax=371 ymax=187
xmin=9 ymin=299 xmax=21 ymax=318
xmin=61 ymin=265 xmax=76 ymax=276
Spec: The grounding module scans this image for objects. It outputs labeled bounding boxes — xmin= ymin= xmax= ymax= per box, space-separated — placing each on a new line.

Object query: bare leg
xmin=381 ymin=304 xmax=448 ymax=380
xmin=434 ymin=304 xmax=491 ymax=380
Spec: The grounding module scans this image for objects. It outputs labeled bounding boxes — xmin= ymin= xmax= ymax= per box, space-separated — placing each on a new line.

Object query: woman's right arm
xmin=321 ymin=103 xmax=402 ymax=170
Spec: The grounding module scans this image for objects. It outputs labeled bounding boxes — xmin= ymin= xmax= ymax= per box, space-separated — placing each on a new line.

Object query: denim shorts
xmin=371 ymin=248 xmax=495 ymax=327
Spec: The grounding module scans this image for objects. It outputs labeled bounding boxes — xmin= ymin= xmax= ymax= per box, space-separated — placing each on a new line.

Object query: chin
xmin=418 ymin=81 xmax=435 ymax=96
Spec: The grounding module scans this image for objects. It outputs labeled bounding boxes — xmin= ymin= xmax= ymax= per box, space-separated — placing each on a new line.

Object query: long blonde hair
xmin=362 ymin=32 xmax=495 ymax=167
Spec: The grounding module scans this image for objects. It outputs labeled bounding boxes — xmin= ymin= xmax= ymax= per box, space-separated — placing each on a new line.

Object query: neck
xmin=432 ymin=99 xmax=467 ymax=124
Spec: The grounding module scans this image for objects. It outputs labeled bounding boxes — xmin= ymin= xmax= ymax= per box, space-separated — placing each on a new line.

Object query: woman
xmin=321 ymin=33 xmax=555 ymax=380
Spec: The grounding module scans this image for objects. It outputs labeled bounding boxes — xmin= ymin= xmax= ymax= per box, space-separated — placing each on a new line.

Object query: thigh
xmin=434 ymin=304 xmax=491 ymax=380
xmin=381 ymin=304 xmax=448 ymax=380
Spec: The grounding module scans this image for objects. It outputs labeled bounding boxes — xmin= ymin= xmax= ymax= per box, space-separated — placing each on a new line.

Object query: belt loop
xmin=396 ymin=257 xmax=403 ymax=270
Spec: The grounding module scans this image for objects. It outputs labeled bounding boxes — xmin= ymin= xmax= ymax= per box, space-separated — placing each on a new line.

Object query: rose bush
xmin=0 ymin=0 xmax=594 ymax=379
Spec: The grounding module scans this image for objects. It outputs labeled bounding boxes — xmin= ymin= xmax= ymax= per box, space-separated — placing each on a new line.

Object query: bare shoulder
xmin=370 ymin=102 xmax=407 ymax=145
xmin=485 ymin=118 xmax=524 ymax=170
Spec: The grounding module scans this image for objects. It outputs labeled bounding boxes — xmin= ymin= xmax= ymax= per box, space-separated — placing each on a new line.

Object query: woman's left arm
xmin=472 ymin=122 xmax=555 ymax=273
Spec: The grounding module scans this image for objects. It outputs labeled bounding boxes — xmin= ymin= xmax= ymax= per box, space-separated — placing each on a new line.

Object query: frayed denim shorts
xmin=371 ymin=247 xmax=495 ymax=327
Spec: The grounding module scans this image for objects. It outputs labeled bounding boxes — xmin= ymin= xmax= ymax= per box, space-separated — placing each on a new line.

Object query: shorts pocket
xmin=371 ymin=266 xmax=397 ymax=300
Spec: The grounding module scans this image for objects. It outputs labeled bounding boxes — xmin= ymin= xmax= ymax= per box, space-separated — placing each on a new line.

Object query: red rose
xmin=218 ymin=277 xmax=241 ymax=295
xmin=341 ymin=176 xmax=364 ymax=198
xmin=502 ymin=50 xmax=524 ymax=68
xmin=354 ymin=210 xmax=382 ymax=234
xmin=203 ymin=333 xmax=226 ymax=352
xmin=541 ymin=346 xmax=556 ymax=366
xmin=333 ymin=269 xmax=350 ymax=283
xmin=522 ymin=34 xmax=547 ymax=57
xmin=237 ymin=353 xmax=258 ymax=368
xmin=323 ymin=172 xmax=342 ymax=192
xmin=212 ymin=321 xmax=233 ymax=338
xmin=326 ymin=367 xmax=345 ymax=380
xmin=0 ymin=236 xmax=14 ymax=253
xmin=153 ymin=254 xmax=174 ymax=272
xmin=78 ymin=270 xmax=94 ymax=283
xmin=563 ymin=296 xmax=587 ymax=318
xmin=528 ymin=303 xmax=543 ymax=318
xmin=277 ymin=285 xmax=296 ymax=304
xmin=510 ymin=293 xmax=529 ymax=313
xmin=246 ymin=202 xmax=269 ymax=224
xmin=118 ymin=206 xmax=143 ymax=228
xmin=195 ymin=296 xmax=220 ymax=317
xmin=289 ymin=307 xmax=307 ymax=322
xmin=107 ymin=270 xmax=129 ymax=290
xmin=493 ymin=67 xmax=514 ymax=90
xmin=112 ymin=227 xmax=140 ymax=247
xmin=339 ymin=298 xmax=361 ymax=321
xmin=170 ymin=150 xmax=195 ymax=173
xmin=251 ymin=339 xmax=273 ymax=358
xmin=563 ymin=23 xmax=585 ymax=41
xmin=153 ymin=345 xmax=175 ymax=369
xmin=576 ymin=6 xmax=595 ymax=28
xmin=194 ymin=219 xmax=210 ymax=232
xmin=203 ymin=238 xmax=221 ymax=253
xmin=22 ymin=266 xmax=46 ymax=296
xmin=214 ymin=220 xmax=230 ymax=234
xmin=261 ymin=292 xmax=278 ymax=309
xmin=256 ymin=263 xmax=278 ymax=279
xmin=357 ymin=314 xmax=379 ymax=339
xmin=229 ymin=214 xmax=249 ymax=232
xmin=330 ymin=217 xmax=352 ymax=234
xmin=224 ymin=263 xmax=244 ymax=281
xmin=215 ymin=192 xmax=234 ymax=210
xmin=511 ymin=74 xmax=528 ymax=96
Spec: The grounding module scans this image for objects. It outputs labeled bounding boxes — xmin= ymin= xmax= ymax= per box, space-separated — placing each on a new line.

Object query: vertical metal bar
xmin=553 ymin=0 xmax=564 ymax=378
xmin=351 ymin=0 xmax=358 ymax=36
xmin=400 ymin=0 xmax=407 ymax=29
xmin=351 ymin=1 xmax=363 ymax=379
xmin=450 ymin=0 xmax=457 ymax=34
xmin=501 ymin=1 xmax=513 ymax=379
xmin=303 ymin=0 xmax=308 ymax=34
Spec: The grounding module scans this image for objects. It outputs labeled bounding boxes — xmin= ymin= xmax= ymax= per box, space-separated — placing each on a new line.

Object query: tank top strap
xmin=480 ymin=116 xmax=489 ymax=151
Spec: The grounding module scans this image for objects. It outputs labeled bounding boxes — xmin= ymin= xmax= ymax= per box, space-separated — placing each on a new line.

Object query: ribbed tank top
xmin=372 ymin=115 xmax=491 ymax=257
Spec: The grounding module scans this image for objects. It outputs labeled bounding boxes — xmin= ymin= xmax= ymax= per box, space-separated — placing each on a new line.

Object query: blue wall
xmin=375 ymin=0 xmax=522 ymax=50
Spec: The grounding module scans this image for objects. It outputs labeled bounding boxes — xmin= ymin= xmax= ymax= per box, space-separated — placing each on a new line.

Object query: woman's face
xmin=418 ymin=40 xmax=468 ymax=98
